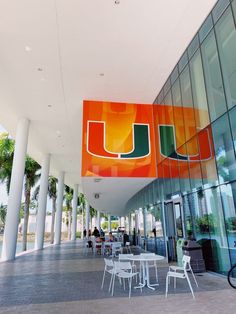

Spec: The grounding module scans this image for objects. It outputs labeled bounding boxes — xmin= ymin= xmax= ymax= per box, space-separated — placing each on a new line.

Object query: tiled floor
xmin=0 ymin=240 xmax=235 ymax=314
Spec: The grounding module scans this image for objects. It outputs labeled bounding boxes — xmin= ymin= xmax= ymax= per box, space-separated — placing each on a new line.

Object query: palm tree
xmin=22 ymin=156 xmax=41 ymax=251
xmin=64 ymin=185 xmax=73 ymax=240
xmin=0 ymin=133 xmax=14 ymax=193
xmin=33 ymin=176 xmax=58 ymax=244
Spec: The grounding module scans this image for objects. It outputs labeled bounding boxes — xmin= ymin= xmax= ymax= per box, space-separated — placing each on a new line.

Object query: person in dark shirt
xmin=83 ymin=228 xmax=87 ymax=238
xmin=92 ymin=227 xmax=100 ymax=238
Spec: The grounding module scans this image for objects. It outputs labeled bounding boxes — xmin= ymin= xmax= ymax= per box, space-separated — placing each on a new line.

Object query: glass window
xmin=220 ymin=182 xmax=236 ymax=266
xmin=216 ymin=8 xmax=236 ymax=109
xmin=178 ymin=51 xmax=188 ymax=73
xmin=229 ymin=106 xmax=236 ymax=152
xmin=201 ymin=30 xmax=227 ymax=121
xmin=172 ymin=79 xmax=182 ymax=106
xmin=204 ymin=187 xmax=231 ymax=274
xmin=212 ymin=113 xmax=236 ymax=183
xmin=233 ymin=0 xmax=236 ymax=19
xmin=188 ymin=34 xmax=199 ymax=59
xmin=180 ymin=65 xmax=197 ymax=141
xmin=186 ymin=136 xmax=203 ymax=190
xmin=180 ymin=65 xmax=193 ymax=108
xmin=171 ymin=66 xmax=178 ymax=85
xmin=212 ymin=0 xmax=230 ymax=23
xmin=199 ymin=14 xmax=213 ymax=43
xmin=164 ymin=91 xmax=172 ymax=106
xmin=198 ymin=127 xmax=219 ymax=187
xmin=190 ymin=49 xmax=210 ymax=129
xmin=178 ymin=143 xmax=191 ymax=193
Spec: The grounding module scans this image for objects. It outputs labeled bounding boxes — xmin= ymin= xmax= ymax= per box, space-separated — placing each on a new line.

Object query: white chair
xmin=169 ymin=255 xmax=198 ymax=287
xmin=101 ymin=258 xmax=114 ymax=292
xmin=94 ymin=242 xmax=103 ymax=255
xmin=83 ymin=238 xmax=93 ymax=255
xmin=119 ymin=254 xmax=138 ymax=283
xmin=165 ymin=255 xmax=195 ymax=299
xmin=112 ymin=242 xmax=123 ymax=257
xmin=140 ymin=253 xmax=158 ymax=283
xmin=111 ymin=261 xmax=138 ymax=298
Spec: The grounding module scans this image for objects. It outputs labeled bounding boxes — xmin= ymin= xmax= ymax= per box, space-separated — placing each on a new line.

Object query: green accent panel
xmin=121 ymin=124 xmax=149 ymax=158
xmin=159 ymin=125 xmax=175 ymax=157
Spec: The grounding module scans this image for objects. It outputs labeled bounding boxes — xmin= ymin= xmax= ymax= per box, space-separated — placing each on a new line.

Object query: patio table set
xmin=101 ymin=253 xmax=198 ymax=298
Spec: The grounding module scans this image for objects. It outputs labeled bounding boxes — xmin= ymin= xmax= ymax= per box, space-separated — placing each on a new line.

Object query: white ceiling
xmin=0 ymin=0 xmax=217 ymax=215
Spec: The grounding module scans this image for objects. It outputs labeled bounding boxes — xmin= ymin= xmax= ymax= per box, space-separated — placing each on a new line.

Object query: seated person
xmin=106 ymin=232 xmax=115 ymax=242
xmin=95 ymin=236 xmax=103 ymax=254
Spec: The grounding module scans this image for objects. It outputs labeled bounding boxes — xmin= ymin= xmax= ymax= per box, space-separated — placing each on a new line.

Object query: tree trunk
xmin=50 ymin=197 xmax=56 ymax=244
xmin=68 ymin=209 xmax=72 ymax=240
xmin=22 ymin=188 xmax=31 ymax=251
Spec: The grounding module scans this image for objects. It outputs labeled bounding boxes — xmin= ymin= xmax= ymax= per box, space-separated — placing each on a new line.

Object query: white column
xmin=108 ymin=215 xmax=111 ymax=232
xmin=1 ymin=118 xmax=30 ymax=261
xmin=71 ymin=184 xmax=78 ymax=241
xmin=135 ymin=211 xmax=139 ymax=230
xmin=97 ymin=211 xmax=101 ymax=231
xmin=35 ymin=153 xmax=51 ymax=250
xmin=54 ymin=171 xmax=64 ymax=245
xmin=143 ymin=207 xmax=147 ymax=238
xmin=119 ymin=217 xmax=122 ymax=227
xmin=85 ymin=200 xmax=90 ymax=234
xmin=128 ymin=213 xmax=132 ymax=235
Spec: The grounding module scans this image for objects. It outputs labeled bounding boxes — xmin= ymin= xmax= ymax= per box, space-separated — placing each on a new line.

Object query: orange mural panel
xmin=82 ymin=100 xmax=157 ymax=177
xmin=82 ymin=100 xmax=215 ymax=180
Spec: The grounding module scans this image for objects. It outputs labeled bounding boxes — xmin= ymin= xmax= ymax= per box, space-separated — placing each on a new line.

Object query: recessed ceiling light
xmin=25 ymin=46 xmax=32 ymax=52
xmin=99 ymin=73 xmax=104 ymax=76
xmin=40 ymin=77 xmax=46 ymax=82
xmin=48 ymin=104 xmax=52 ymax=108
xmin=37 ymin=67 xmax=43 ymax=72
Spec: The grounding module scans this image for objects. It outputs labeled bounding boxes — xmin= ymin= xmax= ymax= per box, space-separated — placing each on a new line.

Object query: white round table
xmin=128 ymin=254 xmax=165 ymax=290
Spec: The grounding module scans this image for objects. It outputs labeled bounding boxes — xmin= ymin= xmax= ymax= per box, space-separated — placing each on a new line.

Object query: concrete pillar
xmin=97 ymin=211 xmax=101 ymax=231
xmin=108 ymin=215 xmax=111 ymax=232
xmin=71 ymin=184 xmax=78 ymax=241
xmin=85 ymin=200 xmax=90 ymax=234
xmin=135 ymin=211 xmax=138 ymax=230
xmin=1 ymin=118 xmax=30 ymax=261
xmin=54 ymin=171 xmax=65 ymax=245
xmin=143 ymin=207 xmax=147 ymax=238
xmin=35 ymin=153 xmax=51 ymax=250
xmin=128 ymin=213 xmax=132 ymax=235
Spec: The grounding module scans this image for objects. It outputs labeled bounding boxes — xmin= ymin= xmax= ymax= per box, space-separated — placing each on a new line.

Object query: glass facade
xmin=127 ymin=0 xmax=236 ymax=275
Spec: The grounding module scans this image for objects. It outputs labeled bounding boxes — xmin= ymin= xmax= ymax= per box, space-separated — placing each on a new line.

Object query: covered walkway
xmin=0 ymin=241 xmax=235 ymax=313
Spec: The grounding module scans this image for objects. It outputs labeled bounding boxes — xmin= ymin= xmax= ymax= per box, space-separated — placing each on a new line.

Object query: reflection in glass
xmin=229 ymin=106 xmax=236 ymax=152
xmin=204 ymin=187 xmax=231 ymax=274
xmin=201 ymin=30 xmax=227 ymax=121
xmin=212 ymin=114 xmax=236 ymax=183
xmin=216 ymin=8 xmax=236 ymax=109
xmin=190 ymin=49 xmax=210 ymax=129
xmin=220 ymin=182 xmax=236 ymax=265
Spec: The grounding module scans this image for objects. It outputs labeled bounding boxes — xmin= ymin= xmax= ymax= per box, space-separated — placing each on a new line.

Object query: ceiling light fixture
xmin=37 ymin=67 xmax=43 ymax=72
xmin=115 ymin=0 xmax=120 ymax=4
xmin=99 ymin=73 xmax=104 ymax=76
xmin=48 ymin=104 xmax=52 ymax=108
xmin=25 ymin=46 xmax=32 ymax=52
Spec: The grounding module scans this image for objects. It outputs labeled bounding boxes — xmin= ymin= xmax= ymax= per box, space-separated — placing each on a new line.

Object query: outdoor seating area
xmin=0 ymin=239 xmax=235 ymax=314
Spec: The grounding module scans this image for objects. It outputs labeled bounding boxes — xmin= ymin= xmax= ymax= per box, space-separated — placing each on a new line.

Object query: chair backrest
xmin=104 ymin=258 xmax=114 ymax=267
xmin=113 ymin=242 xmax=122 ymax=249
xmin=114 ymin=261 xmax=132 ymax=272
xmin=119 ymin=254 xmax=133 ymax=261
xmin=182 ymin=255 xmax=191 ymax=270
